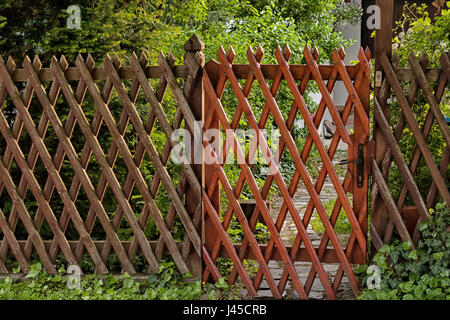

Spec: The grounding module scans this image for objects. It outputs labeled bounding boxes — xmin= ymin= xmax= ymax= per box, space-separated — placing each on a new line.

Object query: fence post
xmin=183 ymin=35 xmax=205 ymax=278
xmin=371 ymin=0 xmax=393 ymax=254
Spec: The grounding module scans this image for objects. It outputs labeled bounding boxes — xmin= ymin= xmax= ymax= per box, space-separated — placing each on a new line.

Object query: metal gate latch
xmin=338 ymin=143 xmax=364 ymax=188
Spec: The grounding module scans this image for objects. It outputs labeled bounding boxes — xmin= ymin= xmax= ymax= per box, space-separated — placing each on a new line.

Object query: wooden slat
xmin=0 ymin=208 xmax=29 ymax=273
xmin=203 ymin=190 xmax=258 ymax=296
xmin=250 ymin=45 xmax=340 ymax=298
xmin=0 ymin=240 xmax=355 ymax=264
xmin=373 ymin=97 xmax=430 ymax=222
xmin=331 ymin=48 xmax=370 ymax=138
xmin=303 ymin=45 xmax=353 ymax=144
xmin=66 ymin=54 xmax=138 ymax=264
xmin=0 ymin=56 xmax=42 ymax=263
xmin=438 ymin=52 xmax=450 ymax=82
xmin=272 ymin=48 xmax=365 ymax=294
xmin=32 ymin=56 xmax=96 ymax=262
xmin=75 ymin=55 xmax=182 ymax=273
xmin=10 ymin=65 xmax=190 ymax=82
xmin=99 ymin=53 xmax=175 ymax=263
xmin=49 ymin=55 xmax=137 ymax=271
xmin=409 ymin=52 xmax=450 ymax=150
xmin=203 ymin=46 xmax=266 ymax=284
xmin=372 ymin=160 xmax=414 ymax=245
xmin=10 ymin=64 xmax=363 ymax=82
xmin=103 ymin=55 xmax=202 ymax=257
xmin=6 ymin=63 xmax=444 ymax=82
xmin=275 ymin=48 xmax=344 ymax=293
xmin=22 ymin=56 xmax=113 ymax=273
xmin=383 ymin=67 xmax=448 ymax=244
xmin=375 ymin=54 xmax=426 ymax=244
xmin=381 ymin=53 xmax=450 ymax=208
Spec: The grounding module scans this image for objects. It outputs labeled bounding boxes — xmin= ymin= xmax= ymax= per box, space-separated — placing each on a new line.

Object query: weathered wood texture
xmin=202 ymin=44 xmax=371 ymax=300
xmin=0 ymin=36 xmax=203 ymax=277
xmin=371 ymin=51 xmax=450 ymax=249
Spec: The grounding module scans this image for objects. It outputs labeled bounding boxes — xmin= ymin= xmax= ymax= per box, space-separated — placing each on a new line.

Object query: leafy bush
xmin=0 ymin=259 xmax=229 ymax=300
xmin=330 ymin=0 xmax=363 ymax=27
xmin=386 ymin=2 xmax=450 ymax=201
xmin=394 ymin=2 xmax=450 ymax=68
xmin=357 ymin=203 xmax=450 ymax=300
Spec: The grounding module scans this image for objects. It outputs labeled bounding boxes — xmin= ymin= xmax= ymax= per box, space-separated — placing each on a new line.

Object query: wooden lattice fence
xmin=0 ymin=36 xmax=204 ymax=277
xmin=371 ymin=51 xmax=450 ymax=249
xmin=0 ymin=33 xmax=448 ymax=300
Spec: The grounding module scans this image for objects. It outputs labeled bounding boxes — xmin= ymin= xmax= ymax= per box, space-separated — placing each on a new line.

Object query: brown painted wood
xmin=0 ymin=240 xmax=363 ymax=265
xmin=182 ymin=39 xmax=205 ymax=277
xmin=373 ymin=96 xmax=430 ymax=224
xmin=409 ymin=52 xmax=450 ymax=150
xmin=9 ymin=63 xmax=441 ymax=82
xmin=371 ymin=0 xmax=394 ymax=253
xmin=381 ymin=53 xmax=450 ymax=209
xmin=372 ymin=160 xmax=414 ymax=246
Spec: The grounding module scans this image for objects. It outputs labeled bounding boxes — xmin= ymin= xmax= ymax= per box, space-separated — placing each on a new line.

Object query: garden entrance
xmin=201 ymin=43 xmax=371 ymax=299
xmin=1 ymin=32 xmax=447 ymax=300
xmin=0 ymin=35 xmax=370 ymax=299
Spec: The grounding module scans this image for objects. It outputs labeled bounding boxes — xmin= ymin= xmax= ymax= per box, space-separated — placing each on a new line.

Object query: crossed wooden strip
xmin=0 ymin=52 xmax=204 ymax=275
xmin=370 ymin=52 xmax=449 ymax=249
xmin=201 ymin=45 xmax=369 ymax=299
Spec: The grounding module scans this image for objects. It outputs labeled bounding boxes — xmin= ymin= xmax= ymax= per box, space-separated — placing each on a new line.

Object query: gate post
xmin=352 ymin=53 xmax=371 ymax=263
xmin=371 ymin=0 xmax=393 ymax=254
xmin=183 ymin=35 xmax=205 ymax=277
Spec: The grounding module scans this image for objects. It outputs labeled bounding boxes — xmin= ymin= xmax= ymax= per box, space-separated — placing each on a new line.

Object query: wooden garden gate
xmin=6 ymin=34 xmax=435 ymax=300
xmin=0 ymin=35 xmax=371 ymax=299
xmin=201 ymin=44 xmax=371 ymax=299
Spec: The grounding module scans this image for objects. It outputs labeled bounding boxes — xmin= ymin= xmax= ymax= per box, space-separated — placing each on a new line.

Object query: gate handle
xmin=337 ymin=144 xmax=364 ymax=188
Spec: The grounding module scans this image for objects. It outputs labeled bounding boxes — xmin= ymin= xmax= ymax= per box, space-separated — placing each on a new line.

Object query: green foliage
xmin=311 ymin=196 xmax=353 ymax=235
xmin=227 ymin=215 xmax=271 ymax=244
xmin=0 ymin=259 xmax=229 ymax=300
xmin=330 ymin=0 xmax=363 ymax=27
xmin=386 ymin=2 xmax=450 ymax=201
xmin=393 ymin=2 xmax=450 ymax=67
xmin=357 ymin=204 xmax=450 ymax=300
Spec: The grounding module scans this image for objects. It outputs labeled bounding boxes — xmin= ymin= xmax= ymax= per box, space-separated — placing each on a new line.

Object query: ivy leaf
xmin=215 ymin=277 xmax=228 ymax=289
xmin=25 ymin=263 xmax=42 ymax=279
xmin=433 ymin=252 xmax=444 ymax=260
xmin=408 ymin=250 xmax=418 ymax=260
xmin=402 ymin=241 xmax=412 ymax=251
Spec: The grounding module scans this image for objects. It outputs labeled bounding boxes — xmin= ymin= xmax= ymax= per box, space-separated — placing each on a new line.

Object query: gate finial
xmin=184 ymin=34 xmax=205 ymax=52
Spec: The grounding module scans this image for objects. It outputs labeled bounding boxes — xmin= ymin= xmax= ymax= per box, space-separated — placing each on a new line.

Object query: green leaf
xmin=25 ymin=263 xmax=42 ymax=279
xmin=408 ymin=250 xmax=418 ymax=260
xmin=433 ymin=252 xmax=444 ymax=260
xmin=402 ymin=241 xmax=412 ymax=251
xmin=215 ymin=277 xmax=228 ymax=289
xmin=208 ymin=290 xmax=216 ymax=300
